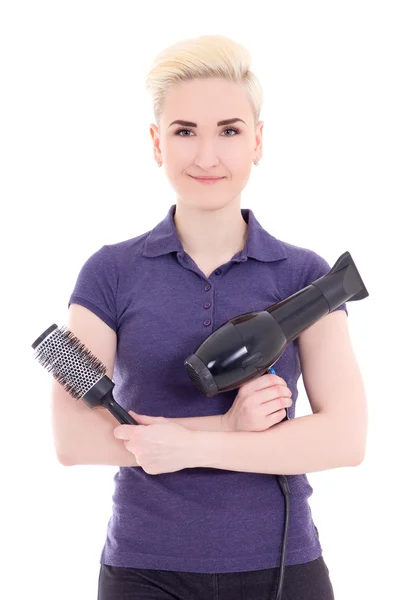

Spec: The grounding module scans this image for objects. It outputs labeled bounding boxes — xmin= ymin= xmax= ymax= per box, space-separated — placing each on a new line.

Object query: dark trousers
xmin=97 ymin=555 xmax=335 ymax=599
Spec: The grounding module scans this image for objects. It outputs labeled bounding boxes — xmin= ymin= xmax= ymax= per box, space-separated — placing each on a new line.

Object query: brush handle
xmin=103 ymin=392 xmax=138 ymax=425
xmin=82 ymin=377 xmax=139 ymax=425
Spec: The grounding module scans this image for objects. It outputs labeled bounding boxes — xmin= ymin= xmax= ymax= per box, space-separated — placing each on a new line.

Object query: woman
xmin=67 ymin=34 xmax=367 ymax=599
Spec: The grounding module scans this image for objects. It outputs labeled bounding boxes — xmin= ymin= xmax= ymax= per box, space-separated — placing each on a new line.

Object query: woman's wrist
xmin=170 ymin=414 xmax=229 ymax=432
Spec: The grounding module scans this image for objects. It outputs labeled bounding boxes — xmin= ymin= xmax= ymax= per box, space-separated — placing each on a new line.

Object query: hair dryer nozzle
xmin=312 ymin=251 xmax=369 ymax=310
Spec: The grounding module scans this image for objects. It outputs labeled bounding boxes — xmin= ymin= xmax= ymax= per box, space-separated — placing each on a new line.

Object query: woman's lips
xmin=190 ymin=176 xmax=225 ymax=184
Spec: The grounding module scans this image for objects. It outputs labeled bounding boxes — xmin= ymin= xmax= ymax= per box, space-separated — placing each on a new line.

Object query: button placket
xmin=203 ymin=283 xmax=212 ymax=327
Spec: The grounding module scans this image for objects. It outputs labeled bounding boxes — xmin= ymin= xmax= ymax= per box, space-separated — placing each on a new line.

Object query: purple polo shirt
xmin=68 ymin=203 xmax=347 ymax=573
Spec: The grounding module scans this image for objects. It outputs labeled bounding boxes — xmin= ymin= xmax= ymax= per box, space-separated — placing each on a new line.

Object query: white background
xmin=1 ymin=1 xmax=399 ymax=599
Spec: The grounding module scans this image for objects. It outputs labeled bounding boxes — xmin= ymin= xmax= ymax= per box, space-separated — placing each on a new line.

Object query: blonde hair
xmin=145 ymin=35 xmax=263 ymax=130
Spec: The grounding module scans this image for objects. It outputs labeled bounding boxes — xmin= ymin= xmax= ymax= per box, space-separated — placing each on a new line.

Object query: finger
xmin=240 ymin=372 xmax=288 ymax=395
xmin=272 ymin=385 xmax=292 ymax=398
xmin=254 ymin=386 xmax=292 ymax=408
xmin=114 ymin=424 xmax=139 ymax=439
xmin=129 ymin=410 xmax=164 ymax=423
xmin=114 ymin=427 xmax=125 ymax=439
xmin=263 ymin=396 xmax=293 ymax=413
xmin=266 ymin=408 xmax=287 ymax=427
xmin=241 ymin=385 xmax=292 ymax=412
xmin=129 ymin=410 xmax=149 ymax=421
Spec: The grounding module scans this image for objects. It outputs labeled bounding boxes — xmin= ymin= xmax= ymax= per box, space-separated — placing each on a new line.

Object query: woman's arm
xmin=170 ymin=414 xmax=227 ymax=431
xmin=190 ymin=310 xmax=368 ymax=474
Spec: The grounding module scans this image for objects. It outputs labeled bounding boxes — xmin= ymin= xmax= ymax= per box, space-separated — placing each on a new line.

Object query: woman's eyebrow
xmin=169 ymin=118 xmax=247 ymax=128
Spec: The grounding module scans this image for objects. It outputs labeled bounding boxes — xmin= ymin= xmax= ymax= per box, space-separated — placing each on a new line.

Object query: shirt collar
xmin=143 ymin=204 xmax=287 ymax=263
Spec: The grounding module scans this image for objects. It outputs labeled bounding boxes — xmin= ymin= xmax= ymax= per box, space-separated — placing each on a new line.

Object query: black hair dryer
xmin=184 ymin=251 xmax=368 ymax=397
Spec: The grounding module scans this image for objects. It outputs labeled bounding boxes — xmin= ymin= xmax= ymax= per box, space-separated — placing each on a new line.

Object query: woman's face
xmin=150 ymin=77 xmax=263 ymax=210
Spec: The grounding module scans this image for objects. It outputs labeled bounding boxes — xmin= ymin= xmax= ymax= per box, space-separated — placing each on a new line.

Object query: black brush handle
xmin=106 ymin=396 xmax=138 ymax=425
xmin=83 ymin=376 xmax=138 ymax=425
xmin=102 ymin=391 xmax=138 ymax=425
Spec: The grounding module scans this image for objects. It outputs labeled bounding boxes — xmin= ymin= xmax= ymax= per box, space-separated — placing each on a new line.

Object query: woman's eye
xmin=175 ymin=129 xmax=192 ymax=136
xmin=175 ymin=128 xmax=239 ymax=137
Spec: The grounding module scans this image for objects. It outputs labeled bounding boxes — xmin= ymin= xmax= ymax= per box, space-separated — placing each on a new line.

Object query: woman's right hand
xmin=221 ymin=372 xmax=293 ymax=432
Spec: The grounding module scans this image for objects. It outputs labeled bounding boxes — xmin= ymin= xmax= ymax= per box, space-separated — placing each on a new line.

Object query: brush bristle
xmin=32 ymin=324 xmax=107 ymax=399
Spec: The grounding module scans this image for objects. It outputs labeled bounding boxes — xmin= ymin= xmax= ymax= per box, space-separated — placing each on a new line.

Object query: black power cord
xmin=273 ymin=475 xmax=291 ymax=600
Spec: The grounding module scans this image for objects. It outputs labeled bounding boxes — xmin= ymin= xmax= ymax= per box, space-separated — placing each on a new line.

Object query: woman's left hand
xmin=114 ymin=418 xmax=197 ymax=475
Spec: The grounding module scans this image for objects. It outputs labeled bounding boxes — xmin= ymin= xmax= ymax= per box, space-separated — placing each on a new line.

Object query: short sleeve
xmin=301 ymin=250 xmax=348 ymax=316
xmin=68 ymin=244 xmax=118 ymax=331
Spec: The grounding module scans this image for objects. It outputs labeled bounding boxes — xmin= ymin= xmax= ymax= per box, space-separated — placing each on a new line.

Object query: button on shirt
xmin=68 ymin=203 xmax=347 ymax=573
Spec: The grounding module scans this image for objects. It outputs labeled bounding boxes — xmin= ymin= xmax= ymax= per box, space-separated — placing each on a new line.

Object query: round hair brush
xmin=31 ymin=323 xmax=138 ymax=425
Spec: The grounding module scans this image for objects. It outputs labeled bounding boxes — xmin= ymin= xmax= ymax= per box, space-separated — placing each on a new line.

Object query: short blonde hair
xmin=145 ymin=34 xmax=263 ymax=130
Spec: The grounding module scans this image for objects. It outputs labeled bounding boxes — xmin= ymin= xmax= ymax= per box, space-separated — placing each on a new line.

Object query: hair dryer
xmin=183 ymin=250 xmax=368 ymax=600
xmin=184 ymin=251 xmax=368 ymax=397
